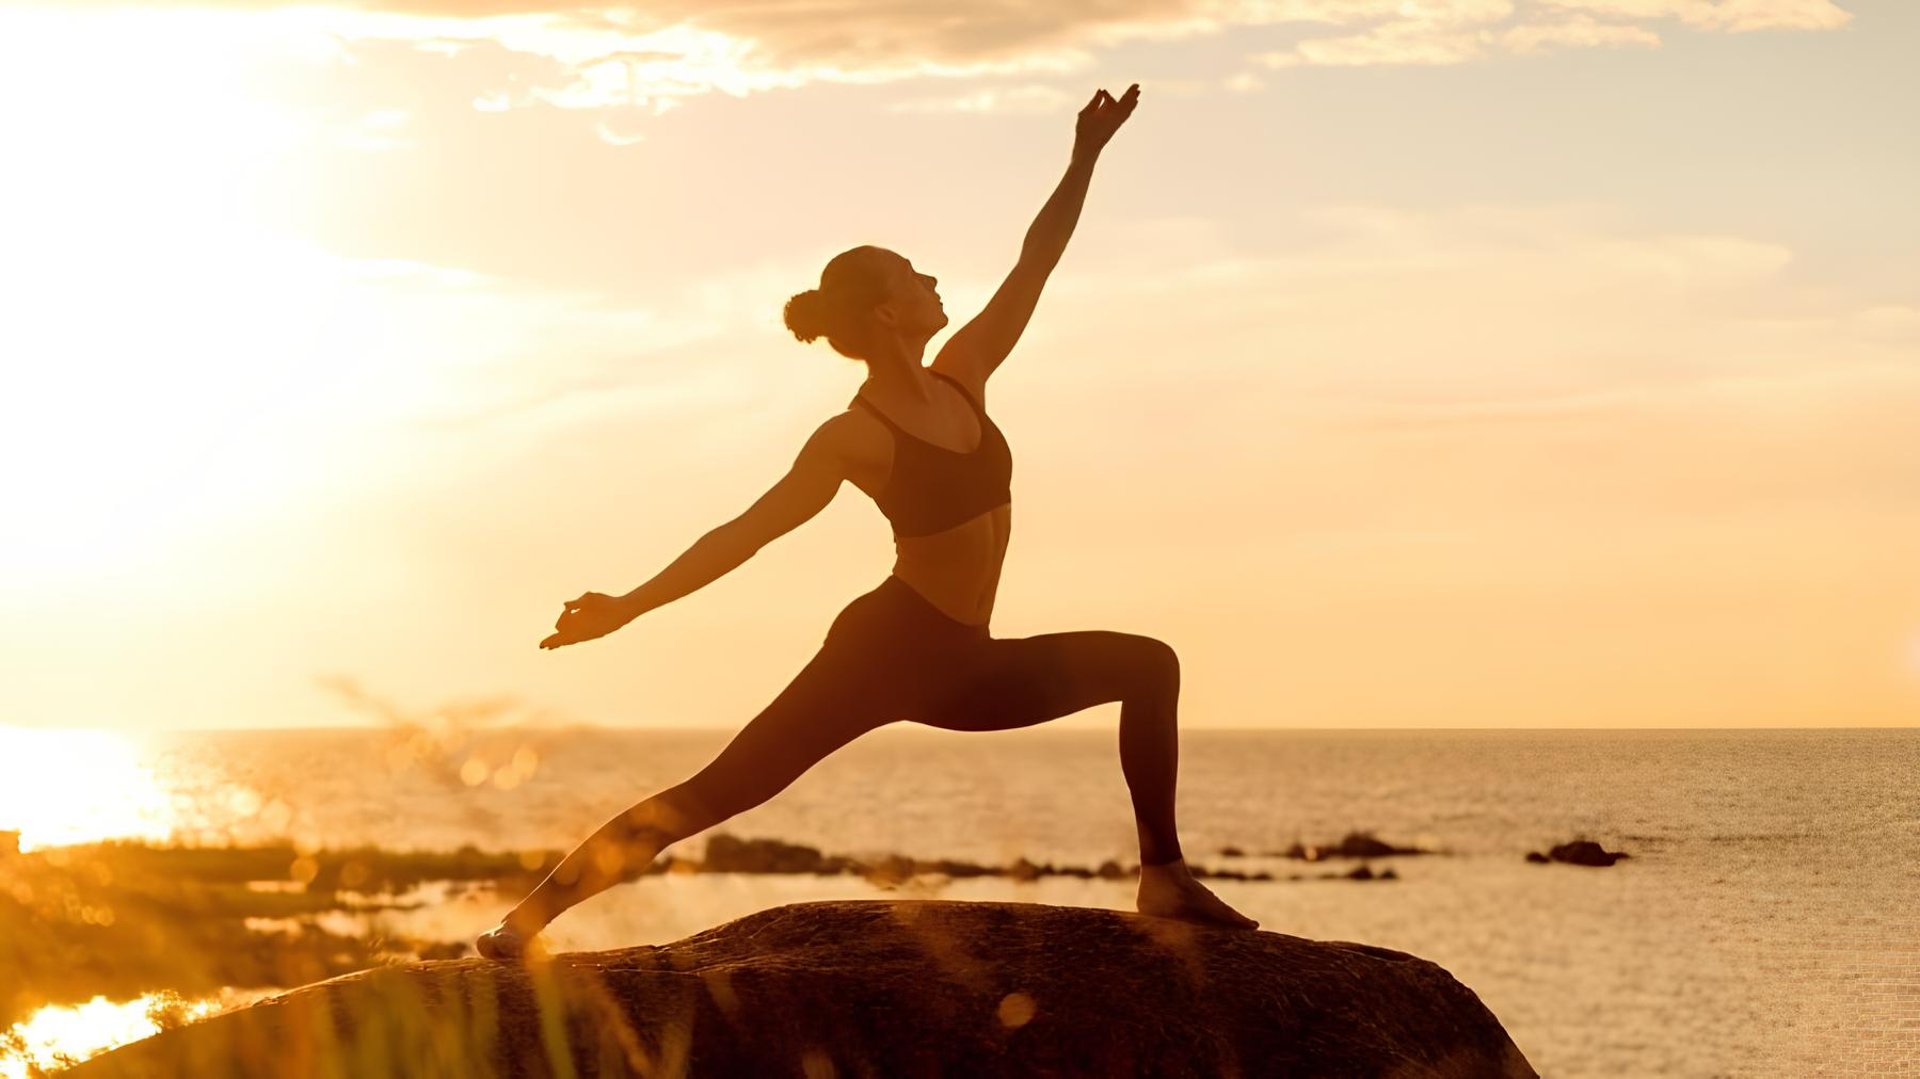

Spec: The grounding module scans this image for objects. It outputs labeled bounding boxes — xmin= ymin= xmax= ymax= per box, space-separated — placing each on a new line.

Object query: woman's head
xmin=783 ymin=246 xmax=945 ymax=361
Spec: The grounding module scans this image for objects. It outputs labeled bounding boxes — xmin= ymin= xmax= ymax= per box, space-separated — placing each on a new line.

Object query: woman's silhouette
xmin=478 ymin=83 xmax=1257 ymax=960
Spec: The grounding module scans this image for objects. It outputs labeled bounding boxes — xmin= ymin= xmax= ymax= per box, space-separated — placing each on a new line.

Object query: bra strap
xmin=928 ymin=368 xmax=983 ymax=412
xmin=851 ymin=395 xmax=899 ymax=429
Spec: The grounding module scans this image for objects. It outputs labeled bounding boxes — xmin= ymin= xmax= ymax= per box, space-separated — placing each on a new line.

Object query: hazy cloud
xmin=50 ymin=0 xmax=1847 ymax=115
xmin=1500 ymin=14 xmax=1663 ymax=53
xmin=1535 ymin=0 xmax=1852 ymax=32
xmin=887 ymin=84 xmax=1081 ymax=115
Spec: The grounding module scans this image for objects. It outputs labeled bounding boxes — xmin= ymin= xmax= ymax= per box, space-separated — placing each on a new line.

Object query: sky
xmin=0 ymin=0 xmax=1914 ymax=731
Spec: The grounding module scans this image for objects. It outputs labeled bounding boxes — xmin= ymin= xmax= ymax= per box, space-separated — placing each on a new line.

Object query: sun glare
xmin=0 ymin=993 xmax=230 ymax=1079
xmin=0 ymin=9 xmax=387 ymax=589
xmin=0 ymin=728 xmax=173 ymax=851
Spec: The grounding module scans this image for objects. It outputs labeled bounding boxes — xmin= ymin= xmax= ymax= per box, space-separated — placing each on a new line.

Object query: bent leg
xmin=915 ymin=629 xmax=1258 ymax=930
xmin=916 ymin=630 xmax=1185 ymax=866
xmin=502 ymin=643 xmax=894 ymax=936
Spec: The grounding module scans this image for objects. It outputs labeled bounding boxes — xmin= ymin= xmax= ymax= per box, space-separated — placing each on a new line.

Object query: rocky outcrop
xmin=74 ymin=900 xmax=1537 ymax=1078
xmin=1526 ymin=839 xmax=1631 ymax=867
xmin=1271 ymin=832 xmax=1434 ymax=861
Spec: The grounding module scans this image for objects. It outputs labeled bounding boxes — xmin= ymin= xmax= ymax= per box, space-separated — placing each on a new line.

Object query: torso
xmin=841 ymin=369 xmax=1011 ymax=626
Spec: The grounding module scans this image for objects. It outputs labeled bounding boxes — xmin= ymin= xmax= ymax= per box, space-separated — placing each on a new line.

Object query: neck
xmin=860 ymin=338 xmax=934 ymax=399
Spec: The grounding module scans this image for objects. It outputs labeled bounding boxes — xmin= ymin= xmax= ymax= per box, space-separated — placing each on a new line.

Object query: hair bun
xmin=783 ymin=289 xmax=826 ymax=344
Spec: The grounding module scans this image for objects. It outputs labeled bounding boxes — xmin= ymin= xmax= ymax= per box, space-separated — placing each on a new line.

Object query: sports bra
xmin=850 ymin=369 xmax=1013 ymax=539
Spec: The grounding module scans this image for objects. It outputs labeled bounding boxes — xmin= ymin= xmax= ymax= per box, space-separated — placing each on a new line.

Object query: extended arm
xmin=935 ymin=84 xmax=1140 ymax=386
xmin=540 ymin=420 xmax=848 ymax=649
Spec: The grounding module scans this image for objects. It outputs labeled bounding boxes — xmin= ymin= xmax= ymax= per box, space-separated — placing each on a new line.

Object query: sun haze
xmin=1 ymin=1 xmax=1914 ymax=730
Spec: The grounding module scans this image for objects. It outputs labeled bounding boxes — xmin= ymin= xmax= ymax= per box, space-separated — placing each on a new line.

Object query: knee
xmin=1131 ymin=635 xmax=1180 ymax=697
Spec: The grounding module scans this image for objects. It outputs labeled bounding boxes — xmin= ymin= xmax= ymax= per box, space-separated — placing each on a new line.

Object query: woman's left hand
xmin=1074 ymin=83 xmax=1140 ymax=157
xmin=540 ymin=591 xmax=633 ymax=650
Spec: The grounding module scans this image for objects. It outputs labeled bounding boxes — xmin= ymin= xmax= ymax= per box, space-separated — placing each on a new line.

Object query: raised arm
xmin=934 ymin=84 xmax=1140 ymax=387
xmin=540 ymin=418 xmax=851 ymax=649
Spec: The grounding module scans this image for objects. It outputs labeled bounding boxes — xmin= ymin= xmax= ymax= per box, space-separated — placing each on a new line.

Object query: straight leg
xmin=494 ymin=641 xmax=895 ymax=943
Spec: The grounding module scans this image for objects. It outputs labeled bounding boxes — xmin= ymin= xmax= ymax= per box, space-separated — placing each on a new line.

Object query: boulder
xmin=74 ymin=900 xmax=1537 ymax=1079
xmin=1545 ymin=840 xmax=1629 ymax=867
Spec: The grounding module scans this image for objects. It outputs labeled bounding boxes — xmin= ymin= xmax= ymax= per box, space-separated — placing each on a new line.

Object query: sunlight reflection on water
xmin=0 ymin=992 xmax=247 ymax=1079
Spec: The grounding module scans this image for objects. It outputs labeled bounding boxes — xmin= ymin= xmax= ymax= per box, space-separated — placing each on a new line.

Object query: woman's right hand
xmin=540 ymin=592 xmax=635 ymax=650
xmin=1073 ymin=83 xmax=1140 ymax=158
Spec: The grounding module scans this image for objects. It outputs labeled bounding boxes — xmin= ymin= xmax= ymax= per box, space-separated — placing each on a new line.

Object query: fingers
xmin=563 ymin=591 xmax=608 ymax=616
xmin=1079 ymin=84 xmax=1141 ymax=115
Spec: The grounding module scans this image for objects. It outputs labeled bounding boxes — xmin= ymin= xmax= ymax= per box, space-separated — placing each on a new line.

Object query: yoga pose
xmin=478 ymin=83 xmax=1256 ymax=960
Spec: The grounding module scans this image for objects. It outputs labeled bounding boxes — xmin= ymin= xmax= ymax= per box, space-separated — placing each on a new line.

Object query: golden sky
xmin=1 ymin=0 xmax=1914 ymax=729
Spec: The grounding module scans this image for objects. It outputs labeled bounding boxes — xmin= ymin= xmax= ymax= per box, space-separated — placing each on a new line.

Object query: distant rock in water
xmin=1271 ymin=830 xmax=1433 ymax=861
xmin=1526 ymin=839 xmax=1631 ymax=867
xmin=695 ymin=833 xmax=1276 ymax=884
xmin=74 ymin=901 xmax=1537 ymax=1079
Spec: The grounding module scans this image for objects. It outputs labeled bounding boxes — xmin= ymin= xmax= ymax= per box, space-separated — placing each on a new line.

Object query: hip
xmin=827 ymin=574 xmax=990 ymax=651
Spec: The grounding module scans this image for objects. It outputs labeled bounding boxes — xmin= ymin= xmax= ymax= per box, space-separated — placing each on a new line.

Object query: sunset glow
xmin=0 ymin=5 xmax=1910 ymax=1075
xmin=0 ymin=729 xmax=174 ymax=850
xmin=1 ymin=0 xmax=1913 ymax=734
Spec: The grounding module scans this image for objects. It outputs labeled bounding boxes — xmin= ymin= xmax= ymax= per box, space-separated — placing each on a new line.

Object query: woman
xmin=478 ymin=83 xmax=1256 ymax=961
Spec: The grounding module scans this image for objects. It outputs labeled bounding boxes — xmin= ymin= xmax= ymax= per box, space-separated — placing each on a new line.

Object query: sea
xmin=4 ymin=725 xmax=1916 ymax=1077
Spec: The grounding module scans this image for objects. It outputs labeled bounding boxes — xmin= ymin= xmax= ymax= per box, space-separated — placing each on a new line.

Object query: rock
xmin=1330 ymin=832 xmax=1400 ymax=858
xmin=73 ymin=901 xmax=1536 ymax=1079
xmin=922 ymin=857 xmax=997 ymax=879
xmin=1546 ymin=840 xmax=1629 ymax=867
xmin=1268 ymin=831 xmax=1431 ymax=861
xmin=1219 ymin=844 xmax=1246 ymax=857
xmin=700 ymin=834 xmax=829 ymax=874
xmin=1524 ymin=851 xmax=1550 ymax=864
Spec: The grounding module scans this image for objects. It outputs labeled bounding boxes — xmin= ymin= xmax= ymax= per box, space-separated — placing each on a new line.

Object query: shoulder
xmin=819 ymin=403 xmax=891 ymax=470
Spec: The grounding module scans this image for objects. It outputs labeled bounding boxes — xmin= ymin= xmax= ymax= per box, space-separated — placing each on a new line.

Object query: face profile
xmin=875 ymin=250 xmax=946 ymax=343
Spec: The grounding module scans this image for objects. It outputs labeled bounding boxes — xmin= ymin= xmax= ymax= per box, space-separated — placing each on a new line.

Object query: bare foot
xmin=1136 ymin=860 xmax=1260 ymax=930
xmin=475 ymin=922 xmax=534 ymax=961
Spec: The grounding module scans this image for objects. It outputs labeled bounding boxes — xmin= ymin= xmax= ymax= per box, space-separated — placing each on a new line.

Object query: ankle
xmin=503 ymin=908 xmax=548 ymax=938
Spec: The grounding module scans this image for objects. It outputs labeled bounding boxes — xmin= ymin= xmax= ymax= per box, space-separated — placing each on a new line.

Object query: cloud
xmin=337 ymin=106 xmax=414 ymax=150
xmin=1500 ymin=13 xmax=1662 ymax=53
xmin=30 ymin=0 xmax=1850 ymax=119
xmin=1244 ymin=0 xmax=1847 ymax=67
xmin=1536 ymin=0 xmax=1852 ymax=33
xmin=1027 ymin=201 xmax=1905 ymax=417
xmin=887 ymin=84 xmax=1080 ymax=115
